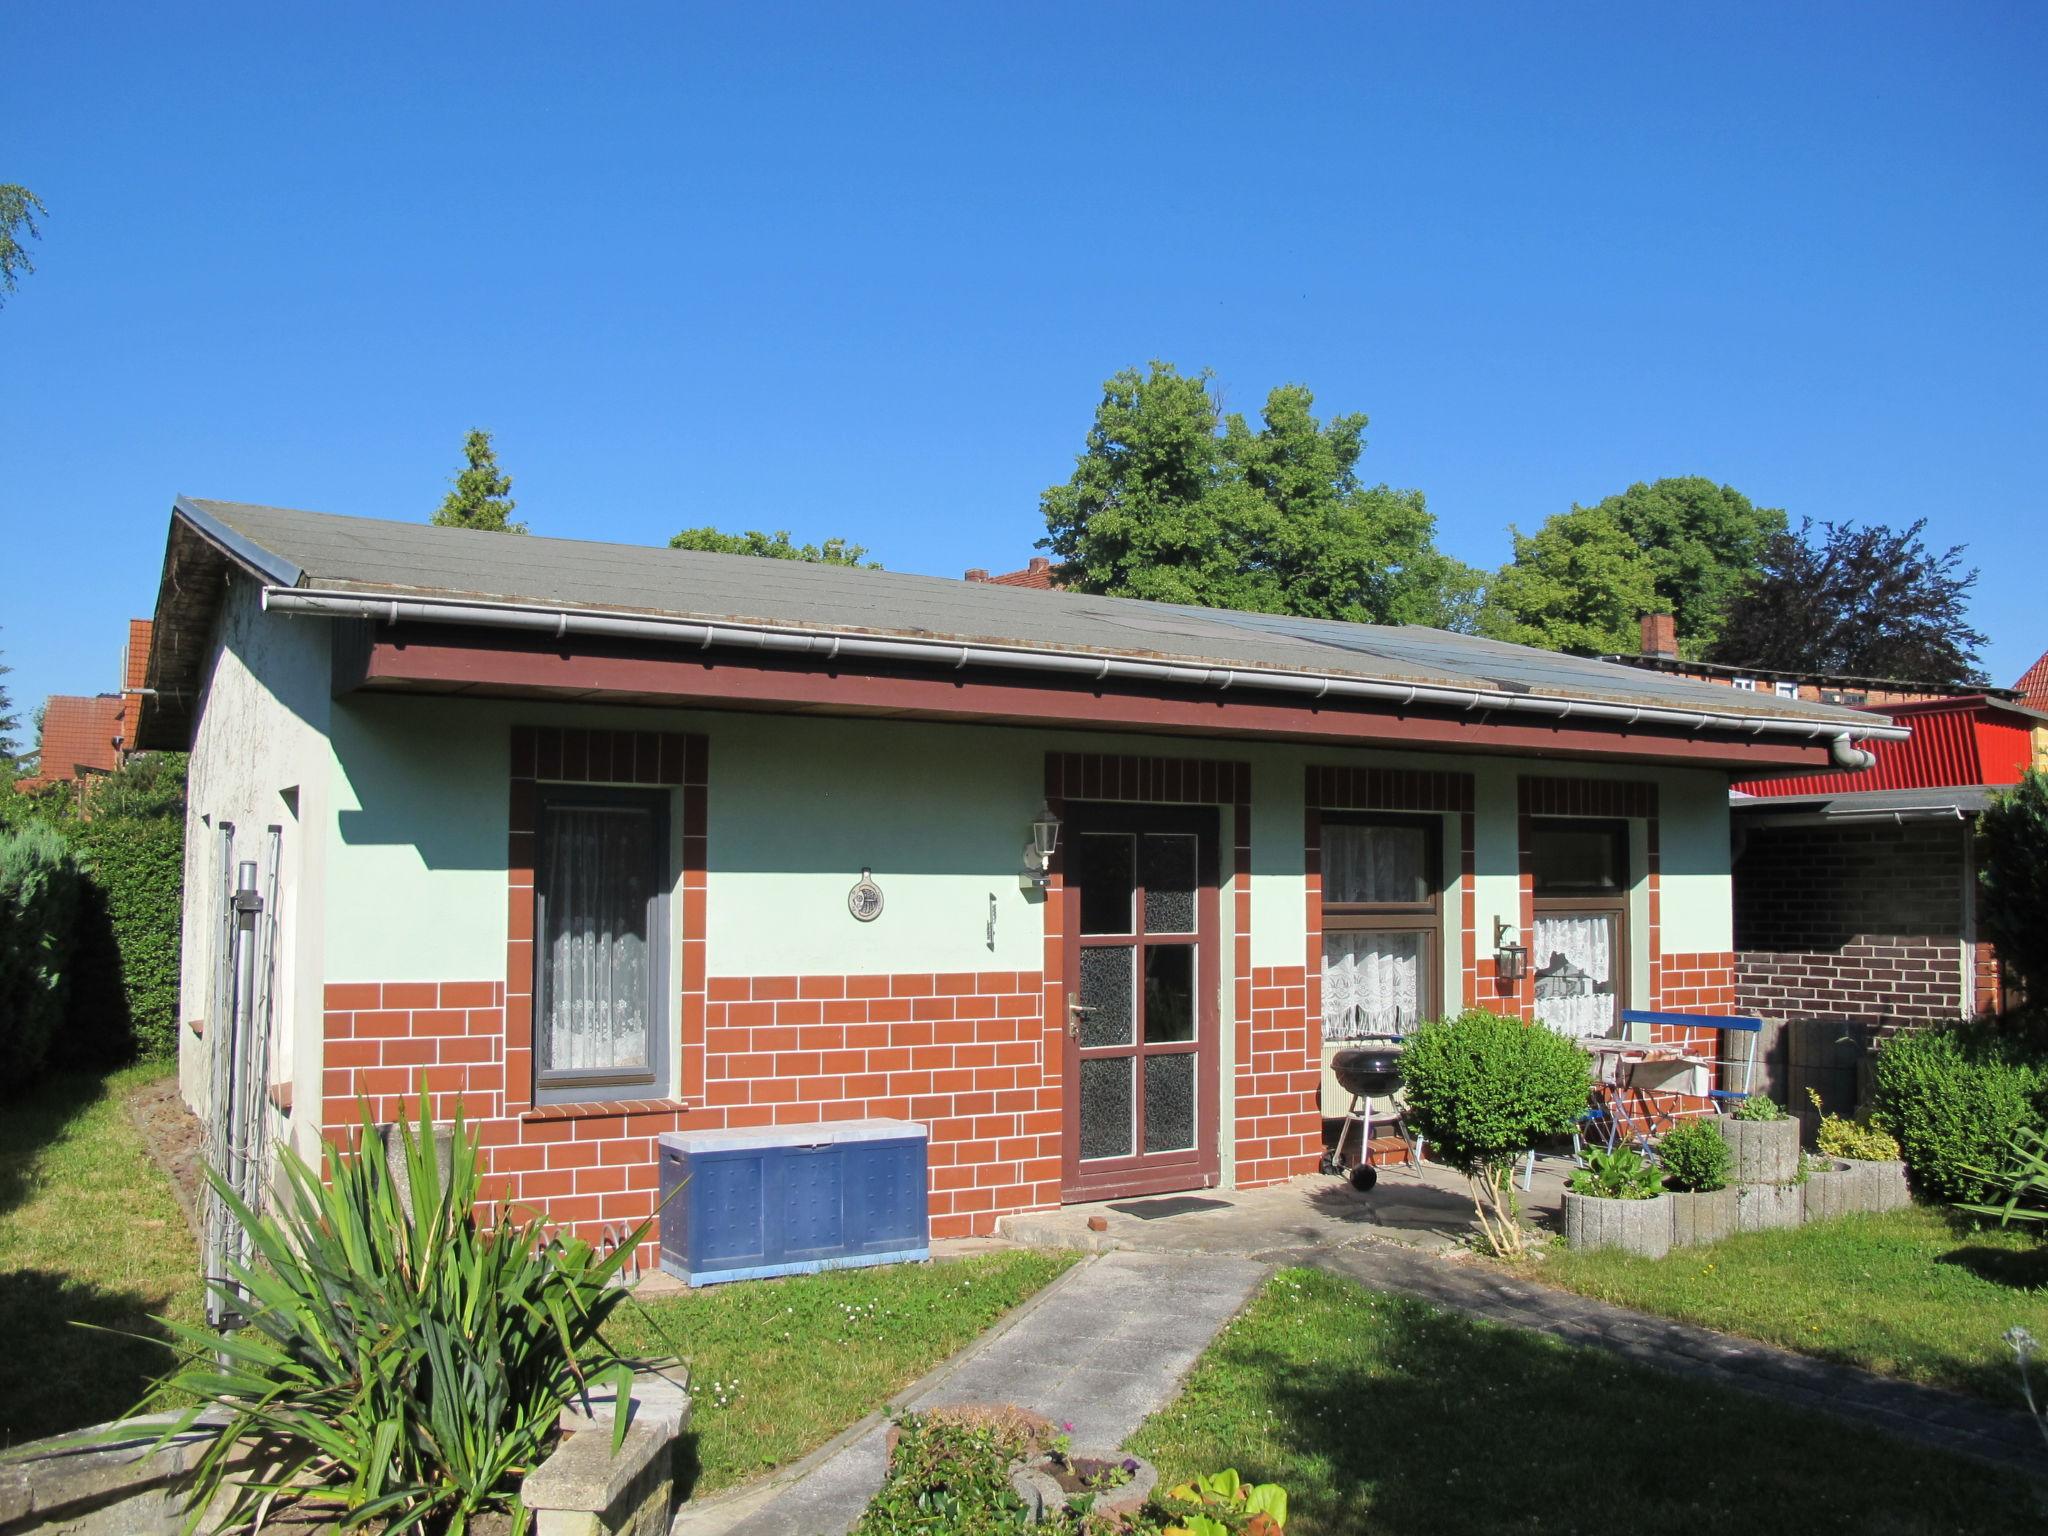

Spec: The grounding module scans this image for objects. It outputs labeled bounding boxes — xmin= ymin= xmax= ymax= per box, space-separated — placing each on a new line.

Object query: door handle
xmin=1067 ymin=1002 xmax=1096 ymax=1040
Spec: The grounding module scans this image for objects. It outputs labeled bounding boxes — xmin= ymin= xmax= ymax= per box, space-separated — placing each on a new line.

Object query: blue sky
xmin=4 ymin=2 xmax=2044 ymax=721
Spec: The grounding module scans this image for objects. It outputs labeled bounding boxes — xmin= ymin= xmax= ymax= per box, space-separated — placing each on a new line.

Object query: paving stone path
xmin=671 ymin=1251 xmax=1268 ymax=1536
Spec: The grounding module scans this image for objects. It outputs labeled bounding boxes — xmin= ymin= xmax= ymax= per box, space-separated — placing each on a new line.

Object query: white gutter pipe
xmin=262 ymin=587 xmax=1906 ymax=759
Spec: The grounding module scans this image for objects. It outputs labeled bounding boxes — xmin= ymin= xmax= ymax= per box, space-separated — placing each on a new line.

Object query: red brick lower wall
xmin=1239 ymin=965 xmax=1320 ymax=1187
xmin=322 ymin=969 xmax=1058 ymax=1253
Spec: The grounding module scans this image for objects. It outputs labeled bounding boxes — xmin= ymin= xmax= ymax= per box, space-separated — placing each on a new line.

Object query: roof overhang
xmin=1731 ymin=783 xmax=1998 ymax=827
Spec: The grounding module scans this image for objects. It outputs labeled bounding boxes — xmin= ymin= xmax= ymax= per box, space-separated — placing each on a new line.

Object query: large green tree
xmin=668 ymin=528 xmax=878 ymax=567
xmin=433 ymin=429 xmax=526 ymax=533
xmin=1484 ymin=477 xmax=1786 ymax=654
xmin=1041 ymin=362 xmax=1468 ymax=627
xmin=1705 ymin=518 xmax=1986 ymax=684
xmin=0 ymin=185 xmax=45 ymax=307
xmin=0 ymin=632 xmax=18 ymax=764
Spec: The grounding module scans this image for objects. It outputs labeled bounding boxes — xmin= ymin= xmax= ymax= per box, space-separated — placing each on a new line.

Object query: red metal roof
xmin=1735 ymin=695 xmax=2038 ymax=798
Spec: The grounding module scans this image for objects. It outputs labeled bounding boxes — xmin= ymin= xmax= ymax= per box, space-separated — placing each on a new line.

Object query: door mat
xmin=1105 ymin=1195 xmax=1233 ymax=1220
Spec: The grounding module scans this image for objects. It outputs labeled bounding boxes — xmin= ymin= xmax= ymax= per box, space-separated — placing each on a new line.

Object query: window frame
xmin=1528 ymin=815 xmax=1630 ymax=1035
xmin=1319 ymin=811 xmax=1445 ymax=1034
xmin=531 ymin=783 xmax=673 ymax=1106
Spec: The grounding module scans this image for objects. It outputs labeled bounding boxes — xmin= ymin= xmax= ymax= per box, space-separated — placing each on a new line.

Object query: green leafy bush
xmin=145 ymin=1093 xmax=646 ymax=1534
xmin=68 ymin=814 xmax=183 ymax=1061
xmin=1979 ymin=769 xmax=2048 ymax=1006
xmin=1871 ymin=1027 xmax=2047 ymax=1205
xmin=0 ymin=820 xmax=82 ymax=1088
xmin=1400 ymin=1010 xmax=1592 ymax=1256
xmin=1658 ymin=1117 xmax=1732 ymax=1192
xmin=1568 ymin=1145 xmax=1665 ymax=1200
xmin=1731 ymin=1093 xmax=1785 ymax=1122
xmin=1806 ymin=1088 xmax=1903 ymax=1162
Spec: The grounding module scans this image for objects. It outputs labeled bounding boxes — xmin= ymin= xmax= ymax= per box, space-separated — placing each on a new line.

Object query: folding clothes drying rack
xmin=1575 ymin=1010 xmax=1765 ymax=1157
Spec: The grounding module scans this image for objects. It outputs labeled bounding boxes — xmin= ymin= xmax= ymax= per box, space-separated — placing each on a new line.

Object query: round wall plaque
xmin=848 ymin=868 xmax=884 ymax=922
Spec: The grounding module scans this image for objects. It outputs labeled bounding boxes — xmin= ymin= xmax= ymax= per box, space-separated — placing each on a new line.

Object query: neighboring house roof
xmin=2017 ymin=648 xmax=2048 ymax=713
xmin=1731 ymin=783 xmax=1998 ymax=823
xmin=20 ymin=694 xmax=125 ymax=788
xmin=137 ymin=497 xmax=1900 ymax=757
xmin=1603 ymin=649 xmax=2019 ymax=703
xmin=964 ymin=557 xmax=1060 ymax=589
xmin=1734 ymin=694 xmax=2039 ymax=800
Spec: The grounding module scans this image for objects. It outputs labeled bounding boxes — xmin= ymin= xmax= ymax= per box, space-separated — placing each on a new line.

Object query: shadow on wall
xmin=0 ymin=1269 xmax=180 ymax=1447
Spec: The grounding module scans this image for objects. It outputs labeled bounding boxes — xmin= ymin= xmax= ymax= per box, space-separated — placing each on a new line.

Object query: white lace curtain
xmin=1324 ymin=824 xmax=1428 ymax=905
xmin=1322 ymin=931 xmax=1423 ymax=1040
xmin=1533 ymin=913 xmax=1617 ymax=1039
xmin=540 ymin=807 xmax=651 ymax=1073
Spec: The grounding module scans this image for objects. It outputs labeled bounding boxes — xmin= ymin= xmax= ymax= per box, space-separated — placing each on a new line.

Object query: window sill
xmin=520 ymin=1097 xmax=696 ymax=1122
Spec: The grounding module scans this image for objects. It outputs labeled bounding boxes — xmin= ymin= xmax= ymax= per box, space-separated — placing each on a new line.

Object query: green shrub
xmin=1731 ymin=1093 xmax=1785 ymax=1122
xmin=1870 ymin=1028 xmax=2047 ymax=1205
xmin=1806 ymin=1088 xmax=1903 ymax=1162
xmin=0 ymin=821 xmax=83 ymax=1089
xmin=1400 ymin=1010 xmax=1591 ymax=1256
xmin=1568 ymin=1145 xmax=1665 ymax=1200
xmin=1979 ymin=769 xmax=2048 ymax=1005
xmin=1959 ymin=1126 xmax=2048 ymax=1231
xmin=69 ymin=815 xmax=183 ymax=1061
xmin=1658 ymin=1117 xmax=1732 ymax=1192
xmin=144 ymin=1092 xmax=646 ymax=1534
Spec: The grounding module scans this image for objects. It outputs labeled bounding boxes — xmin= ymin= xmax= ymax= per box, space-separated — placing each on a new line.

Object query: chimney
xmin=1028 ymin=557 xmax=1050 ymax=574
xmin=964 ymin=568 xmax=990 ymax=582
xmin=1640 ymin=612 xmax=1678 ymax=659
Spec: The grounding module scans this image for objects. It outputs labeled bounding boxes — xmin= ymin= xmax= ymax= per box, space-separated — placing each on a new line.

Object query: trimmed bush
xmin=1870 ymin=1027 xmax=2047 ymax=1205
xmin=69 ymin=815 xmax=183 ymax=1061
xmin=1658 ymin=1116 xmax=1732 ymax=1192
xmin=1401 ymin=1010 xmax=1591 ymax=1256
xmin=0 ymin=821 xmax=83 ymax=1088
xmin=1979 ymin=769 xmax=2048 ymax=1005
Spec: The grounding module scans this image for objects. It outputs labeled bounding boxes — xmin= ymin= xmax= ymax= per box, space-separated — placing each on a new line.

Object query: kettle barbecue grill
xmin=1320 ymin=1043 xmax=1409 ymax=1192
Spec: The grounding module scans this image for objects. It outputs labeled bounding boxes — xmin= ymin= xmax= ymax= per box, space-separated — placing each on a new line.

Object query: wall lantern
xmin=1020 ymin=803 xmax=1063 ymax=891
xmin=1493 ymin=917 xmax=1528 ymax=986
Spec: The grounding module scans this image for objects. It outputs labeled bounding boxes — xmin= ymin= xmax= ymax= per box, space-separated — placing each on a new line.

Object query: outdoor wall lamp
xmin=1493 ymin=917 xmax=1528 ymax=985
xmin=1020 ymin=803 xmax=1062 ymax=891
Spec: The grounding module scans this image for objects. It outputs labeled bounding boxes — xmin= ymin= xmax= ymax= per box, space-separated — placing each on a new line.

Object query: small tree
xmin=0 ymin=185 xmax=45 ymax=307
xmin=1980 ymin=769 xmax=2048 ymax=1008
xmin=0 ymin=629 xmax=18 ymax=764
xmin=669 ymin=527 xmax=879 ymax=567
xmin=1398 ymin=1010 xmax=1592 ymax=1257
xmin=433 ymin=429 xmax=526 ymax=533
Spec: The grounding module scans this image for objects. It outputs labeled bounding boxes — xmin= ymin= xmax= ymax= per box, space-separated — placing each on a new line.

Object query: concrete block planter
xmin=1717 ymin=1114 xmax=1800 ymax=1185
xmin=1802 ymin=1157 xmax=1865 ymax=1222
xmin=1667 ymin=1186 xmax=1738 ymax=1247
xmin=1734 ymin=1180 xmax=1804 ymax=1232
xmin=1849 ymin=1158 xmax=1912 ymax=1213
xmin=1010 ymin=1454 xmax=1157 ymax=1523
xmin=1561 ymin=1190 xmax=1672 ymax=1258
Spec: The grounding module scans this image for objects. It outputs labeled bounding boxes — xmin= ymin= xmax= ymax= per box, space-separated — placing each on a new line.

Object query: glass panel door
xmin=1532 ymin=912 xmax=1621 ymax=1038
xmin=1063 ymin=807 xmax=1218 ymax=1200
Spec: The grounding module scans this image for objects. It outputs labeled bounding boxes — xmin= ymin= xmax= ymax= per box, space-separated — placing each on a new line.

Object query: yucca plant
xmin=143 ymin=1090 xmax=647 ymax=1534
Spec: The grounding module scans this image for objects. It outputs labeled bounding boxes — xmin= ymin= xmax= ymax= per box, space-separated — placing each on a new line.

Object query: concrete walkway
xmin=671 ymin=1251 xmax=1267 ymax=1536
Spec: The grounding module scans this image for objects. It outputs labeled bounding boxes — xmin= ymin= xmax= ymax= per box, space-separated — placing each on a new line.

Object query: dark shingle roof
xmin=164 ymin=497 xmax=1889 ymax=735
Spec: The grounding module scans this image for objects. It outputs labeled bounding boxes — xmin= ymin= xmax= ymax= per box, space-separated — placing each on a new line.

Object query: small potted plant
xmin=1562 ymin=1145 xmax=1672 ymax=1257
xmin=1808 ymin=1089 xmax=1910 ymax=1213
xmin=1657 ymin=1118 xmax=1736 ymax=1246
xmin=1718 ymin=1093 xmax=1801 ymax=1184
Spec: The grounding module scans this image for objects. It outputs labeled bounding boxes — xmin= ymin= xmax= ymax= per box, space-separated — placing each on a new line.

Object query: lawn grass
xmin=607 ymin=1249 xmax=1075 ymax=1496
xmin=0 ymin=1063 xmax=206 ymax=1448
xmin=1129 ymin=1266 xmax=2042 ymax=1536
xmin=1539 ymin=1203 xmax=2048 ymax=1405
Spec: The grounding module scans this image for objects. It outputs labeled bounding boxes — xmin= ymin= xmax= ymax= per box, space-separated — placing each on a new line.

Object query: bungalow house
xmin=135 ymin=498 xmax=1901 ymax=1255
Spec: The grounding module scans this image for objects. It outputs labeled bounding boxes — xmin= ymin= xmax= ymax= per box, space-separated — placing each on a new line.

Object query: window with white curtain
xmin=1528 ymin=817 xmax=1627 ymax=1040
xmin=534 ymin=787 xmax=668 ymax=1101
xmin=1319 ymin=814 xmax=1440 ymax=1040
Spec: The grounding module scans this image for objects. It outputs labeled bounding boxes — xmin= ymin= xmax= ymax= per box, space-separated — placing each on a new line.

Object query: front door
xmin=1060 ymin=804 xmax=1221 ymax=1202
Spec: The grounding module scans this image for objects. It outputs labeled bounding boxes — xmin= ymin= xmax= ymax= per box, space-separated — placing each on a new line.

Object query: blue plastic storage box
xmin=656 ymin=1118 xmax=929 ymax=1285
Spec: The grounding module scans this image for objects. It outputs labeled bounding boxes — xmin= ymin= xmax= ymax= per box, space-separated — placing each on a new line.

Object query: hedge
xmin=0 ymin=821 xmax=83 ymax=1087
xmin=1869 ymin=1026 xmax=2048 ymax=1205
xmin=67 ymin=815 xmax=185 ymax=1064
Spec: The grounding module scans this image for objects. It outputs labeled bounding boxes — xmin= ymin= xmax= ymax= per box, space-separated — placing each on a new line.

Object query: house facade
xmin=138 ymin=499 xmax=1899 ymax=1256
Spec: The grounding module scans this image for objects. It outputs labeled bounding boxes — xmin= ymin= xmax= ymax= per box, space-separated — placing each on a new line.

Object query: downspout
xmin=1828 ymin=734 xmax=1879 ymax=771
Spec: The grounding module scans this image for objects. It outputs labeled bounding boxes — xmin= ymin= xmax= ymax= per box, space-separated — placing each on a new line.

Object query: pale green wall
xmin=318 ymin=699 xmax=1736 ymax=996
